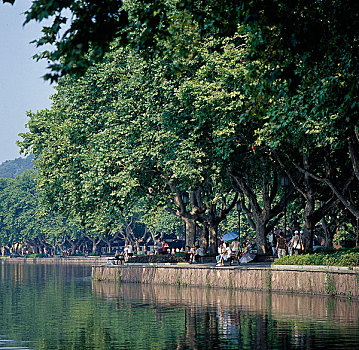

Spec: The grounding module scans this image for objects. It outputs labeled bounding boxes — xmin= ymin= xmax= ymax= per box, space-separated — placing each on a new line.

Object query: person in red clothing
xmin=161 ymin=240 xmax=169 ymax=255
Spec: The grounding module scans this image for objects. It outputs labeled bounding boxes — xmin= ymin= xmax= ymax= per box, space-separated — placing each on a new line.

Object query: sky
xmin=0 ymin=0 xmax=54 ymax=164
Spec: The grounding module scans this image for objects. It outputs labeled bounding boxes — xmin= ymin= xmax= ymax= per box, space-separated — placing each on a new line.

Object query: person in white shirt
xmin=126 ymin=242 xmax=134 ymax=257
xmin=231 ymin=238 xmax=240 ymax=264
xmin=216 ymin=244 xmax=231 ymax=266
xmin=189 ymin=245 xmax=196 ymax=263
xmin=223 ymin=245 xmax=232 ymax=263
xmin=289 ymin=231 xmax=303 ymax=255
xmin=194 ymin=246 xmax=205 ymax=263
xmin=216 ymin=244 xmax=224 ymax=265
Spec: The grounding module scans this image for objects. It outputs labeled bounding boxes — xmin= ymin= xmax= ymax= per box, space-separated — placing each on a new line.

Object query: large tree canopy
xmin=19 ymin=37 xmax=247 ymax=252
xmin=4 ymin=0 xmax=359 ymax=253
xmin=3 ymin=0 xmax=359 ymax=82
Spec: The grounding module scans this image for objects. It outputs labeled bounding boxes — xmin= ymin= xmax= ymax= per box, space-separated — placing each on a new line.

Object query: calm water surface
xmin=0 ymin=262 xmax=359 ymax=349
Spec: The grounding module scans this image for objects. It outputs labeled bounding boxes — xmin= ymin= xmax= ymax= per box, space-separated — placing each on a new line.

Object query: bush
xmin=128 ymin=254 xmax=186 ymax=264
xmin=273 ymin=248 xmax=359 ymax=267
xmin=338 ymin=252 xmax=359 ymax=267
xmin=25 ymin=253 xmax=46 ymax=258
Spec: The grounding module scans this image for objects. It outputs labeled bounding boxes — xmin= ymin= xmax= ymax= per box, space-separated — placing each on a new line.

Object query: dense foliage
xmin=0 ymin=170 xmax=85 ymax=255
xmin=274 ymin=248 xmax=359 ymax=267
xmin=0 ymin=0 xmax=358 ymax=255
xmin=0 ymin=169 xmax=186 ymax=255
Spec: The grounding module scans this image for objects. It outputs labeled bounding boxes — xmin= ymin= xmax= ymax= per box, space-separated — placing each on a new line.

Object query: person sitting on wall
xmin=223 ymin=243 xmax=232 ymax=265
xmin=230 ymin=238 xmax=240 ymax=265
xmin=189 ymin=244 xmax=196 ymax=263
xmin=216 ymin=243 xmax=225 ymax=266
xmin=240 ymin=242 xmax=248 ymax=256
xmin=124 ymin=242 xmax=134 ymax=262
xmin=185 ymin=246 xmax=191 ymax=262
xmin=127 ymin=242 xmax=134 ymax=257
xmin=194 ymin=245 xmax=205 ymax=263
xmin=114 ymin=250 xmax=125 ymax=265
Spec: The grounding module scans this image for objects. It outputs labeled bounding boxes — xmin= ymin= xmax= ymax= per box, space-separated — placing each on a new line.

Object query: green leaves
xmin=16 ymin=0 xmax=359 ymax=248
xmin=0 ymin=170 xmax=82 ymax=247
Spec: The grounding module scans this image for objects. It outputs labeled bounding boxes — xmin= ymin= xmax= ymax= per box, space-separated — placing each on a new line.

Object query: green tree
xmin=19 ymin=40 xmax=243 ymax=253
xmin=0 ymin=170 xmax=83 ymax=255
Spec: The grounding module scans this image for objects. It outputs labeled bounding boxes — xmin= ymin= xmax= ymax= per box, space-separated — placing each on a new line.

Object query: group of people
xmin=154 ymin=238 xmax=170 ymax=255
xmin=111 ymin=229 xmax=323 ymax=266
xmin=269 ymin=230 xmax=305 ymax=258
xmin=114 ymin=242 xmax=134 ymax=264
xmin=113 ymin=236 xmax=257 ymax=266
xmin=216 ymin=242 xmax=232 ymax=266
xmin=185 ymin=244 xmax=205 ymax=263
xmin=215 ymin=238 xmax=251 ymax=266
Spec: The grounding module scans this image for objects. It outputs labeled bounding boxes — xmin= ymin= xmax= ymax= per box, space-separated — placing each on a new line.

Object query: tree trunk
xmin=255 ymin=221 xmax=268 ymax=255
xmin=303 ymin=202 xmax=315 ymax=251
xmin=197 ymin=224 xmax=209 ymax=251
xmin=135 ymin=240 xmax=141 ymax=255
xmin=207 ymin=224 xmax=218 ymax=255
xmin=92 ymin=239 xmax=99 ymax=254
xmin=231 ymin=167 xmax=282 ymax=256
xmin=27 ymin=244 xmax=36 ymax=254
xmin=69 ymin=240 xmax=79 ymax=254
xmin=85 ymin=236 xmax=102 ymax=254
xmin=101 ymin=237 xmax=112 ymax=254
xmin=52 ymin=244 xmax=57 ymax=255
xmin=184 ymin=218 xmax=196 ymax=248
xmin=321 ymin=217 xmax=334 ymax=249
xmin=302 ymin=158 xmax=315 ymax=251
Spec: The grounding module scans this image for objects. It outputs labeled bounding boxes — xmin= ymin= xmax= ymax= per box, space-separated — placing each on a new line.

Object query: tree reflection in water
xmin=0 ymin=263 xmax=358 ymax=349
xmin=93 ymin=281 xmax=359 ymax=350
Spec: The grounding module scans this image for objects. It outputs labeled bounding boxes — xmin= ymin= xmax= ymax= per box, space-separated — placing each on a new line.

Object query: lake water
xmin=0 ymin=262 xmax=359 ymax=349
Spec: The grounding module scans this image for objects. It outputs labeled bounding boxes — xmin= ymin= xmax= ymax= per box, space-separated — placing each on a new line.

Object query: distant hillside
xmin=0 ymin=155 xmax=34 ymax=178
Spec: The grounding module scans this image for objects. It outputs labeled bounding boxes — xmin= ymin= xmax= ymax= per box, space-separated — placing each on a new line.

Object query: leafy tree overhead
xmin=3 ymin=0 xmax=359 ymax=81
xmin=5 ymin=0 xmax=359 ymax=254
xmin=21 ymin=30 xmax=272 ymax=252
xmin=253 ymin=7 xmax=359 ymax=224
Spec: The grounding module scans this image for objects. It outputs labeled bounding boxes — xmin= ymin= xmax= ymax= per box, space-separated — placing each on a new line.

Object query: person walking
xmin=289 ymin=231 xmax=303 ymax=255
xmin=268 ymin=231 xmax=277 ymax=257
xmin=126 ymin=242 xmax=134 ymax=258
xmin=276 ymin=231 xmax=287 ymax=258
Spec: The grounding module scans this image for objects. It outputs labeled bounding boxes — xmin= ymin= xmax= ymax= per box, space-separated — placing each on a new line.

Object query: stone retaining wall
xmin=92 ymin=264 xmax=359 ymax=299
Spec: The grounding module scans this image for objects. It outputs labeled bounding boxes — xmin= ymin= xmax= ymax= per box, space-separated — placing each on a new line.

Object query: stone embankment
xmin=92 ymin=263 xmax=359 ymax=299
xmin=0 ymin=256 xmax=109 ymax=265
